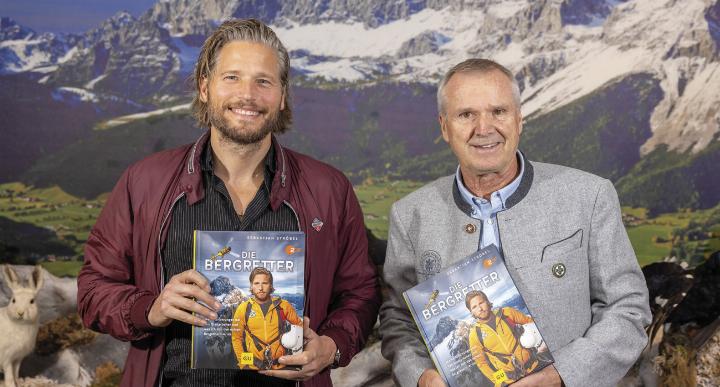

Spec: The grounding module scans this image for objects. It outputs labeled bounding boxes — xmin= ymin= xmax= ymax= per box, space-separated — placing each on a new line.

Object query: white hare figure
xmin=0 ymin=265 xmax=44 ymax=387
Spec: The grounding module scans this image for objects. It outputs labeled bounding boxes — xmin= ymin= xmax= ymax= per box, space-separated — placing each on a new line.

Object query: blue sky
xmin=0 ymin=0 xmax=155 ymax=33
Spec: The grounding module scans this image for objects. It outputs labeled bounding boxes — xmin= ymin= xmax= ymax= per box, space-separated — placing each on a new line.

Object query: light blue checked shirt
xmin=455 ymin=151 xmax=525 ymax=250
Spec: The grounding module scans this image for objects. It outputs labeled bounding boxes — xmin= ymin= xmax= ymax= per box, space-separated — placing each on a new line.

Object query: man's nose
xmin=233 ymin=79 xmax=255 ymax=100
xmin=473 ymin=112 xmax=496 ymax=136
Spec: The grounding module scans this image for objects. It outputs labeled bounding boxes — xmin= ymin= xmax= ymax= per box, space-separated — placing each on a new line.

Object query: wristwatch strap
xmin=331 ymin=348 xmax=341 ymax=369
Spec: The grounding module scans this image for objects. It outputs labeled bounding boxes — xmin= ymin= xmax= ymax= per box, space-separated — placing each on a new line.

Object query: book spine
xmin=190 ymin=230 xmax=198 ymax=369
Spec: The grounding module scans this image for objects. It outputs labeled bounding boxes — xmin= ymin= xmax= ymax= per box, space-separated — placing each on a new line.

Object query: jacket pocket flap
xmin=541 ymin=229 xmax=583 ymax=262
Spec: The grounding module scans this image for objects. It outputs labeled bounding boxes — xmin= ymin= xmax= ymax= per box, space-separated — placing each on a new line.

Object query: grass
xmin=1 ymin=179 xmax=716 ymax=277
xmin=621 ymin=206 xmax=648 ymax=219
xmin=40 ymin=260 xmax=85 ymax=277
xmin=0 ymin=182 xmax=102 ymax=256
xmin=354 ymin=179 xmax=423 ymax=239
xmin=626 ymin=224 xmax=674 ymax=266
xmin=624 ymin=205 xmax=720 ymax=265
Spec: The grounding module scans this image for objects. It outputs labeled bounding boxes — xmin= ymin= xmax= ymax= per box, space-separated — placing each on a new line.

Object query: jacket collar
xmin=452 ymin=151 xmax=534 ymax=216
xmin=181 ymin=131 xmax=291 ymax=209
xmin=268 ymin=135 xmax=291 ymax=211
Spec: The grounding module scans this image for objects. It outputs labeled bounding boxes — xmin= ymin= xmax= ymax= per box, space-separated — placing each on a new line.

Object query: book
xmin=403 ymin=244 xmax=554 ymax=387
xmin=191 ymin=230 xmax=305 ymax=370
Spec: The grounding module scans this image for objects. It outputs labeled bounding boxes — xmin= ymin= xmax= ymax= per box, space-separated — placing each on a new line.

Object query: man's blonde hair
xmin=191 ymin=18 xmax=292 ymax=131
xmin=249 ymin=266 xmax=275 ymax=294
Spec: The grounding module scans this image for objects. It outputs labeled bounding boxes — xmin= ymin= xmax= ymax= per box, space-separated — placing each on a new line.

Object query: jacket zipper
xmin=282 ymin=200 xmax=305 ymax=387
xmin=158 ymin=192 xmax=186 ymax=292
xmin=156 ymin=191 xmax=186 ymax=387
xmin=282 ymin=200 xmax=304 ymax=310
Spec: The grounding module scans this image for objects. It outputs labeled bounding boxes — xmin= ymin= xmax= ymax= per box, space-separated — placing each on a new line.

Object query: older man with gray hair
xmin=379 ymin=59 xmax=651 ymax=387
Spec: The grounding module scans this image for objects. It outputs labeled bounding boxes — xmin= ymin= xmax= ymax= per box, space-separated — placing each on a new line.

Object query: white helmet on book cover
xmin=281 ymin=324 xmax=303 ymax=352
xmin=520 ymin=322 xmax=543 ymax=349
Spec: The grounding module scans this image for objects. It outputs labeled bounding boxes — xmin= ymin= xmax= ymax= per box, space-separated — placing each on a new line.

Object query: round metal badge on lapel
xmin=464 ymin=223 xmax=477 ymax=234
xmin=552 ymin=263 xmax=566 ymax=278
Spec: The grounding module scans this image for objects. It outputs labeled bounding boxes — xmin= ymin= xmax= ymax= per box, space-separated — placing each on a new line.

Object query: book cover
xmin=403 ymin=244 xmax=554 ymax=387
xmin=191 ymin=230 xmax=305 ymax=370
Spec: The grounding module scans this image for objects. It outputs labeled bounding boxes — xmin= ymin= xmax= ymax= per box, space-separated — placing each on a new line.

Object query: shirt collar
xmin=201 ymin=140 xmax=276 ymax=191
xmin=455 ymin=151 xmax=525 ymax=216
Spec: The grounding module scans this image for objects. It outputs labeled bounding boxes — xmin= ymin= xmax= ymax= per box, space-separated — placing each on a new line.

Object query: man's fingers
xmin=150 ymin=270 xmax=219 ymax=328
xmin=168 ymin=283 xmax=220 ymax=310
xmin=303 ymin=317 xmax=318 ymax=340
xmin=172 ymin=269 xmax=211 ymax=292
xmin=259 ymin=369 xmax=306 ymax=381
xmin=162 ymin=304 xmax=208 ymax=327
xmin=166 ymin=294 xmax=217 ymax=320
xmin=260 ymin=363 xmax=319 ymax=381
xmin=159 ymin=294 xmax=214 ymax=323
xmin=278 ymin=351 xmax=311 ymax=366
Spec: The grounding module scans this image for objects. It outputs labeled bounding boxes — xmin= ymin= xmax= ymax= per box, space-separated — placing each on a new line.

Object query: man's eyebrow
xmin=255 ymin=71 xmax=278 ymax=79
xmin=217 ymin=70 xmax=278 ymax=79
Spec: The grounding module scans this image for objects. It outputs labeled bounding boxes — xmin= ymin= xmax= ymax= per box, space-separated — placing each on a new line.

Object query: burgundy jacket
xmin=77 ymin=132 xmax=381 ymax=387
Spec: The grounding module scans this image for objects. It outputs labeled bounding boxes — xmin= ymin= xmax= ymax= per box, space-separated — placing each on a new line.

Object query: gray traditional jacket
xmin=379 ymin=158 xmax=651 ymax=387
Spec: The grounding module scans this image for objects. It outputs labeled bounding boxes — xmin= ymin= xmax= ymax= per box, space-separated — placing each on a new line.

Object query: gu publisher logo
xmin=285 ymin=245 xmax=302 ymax=255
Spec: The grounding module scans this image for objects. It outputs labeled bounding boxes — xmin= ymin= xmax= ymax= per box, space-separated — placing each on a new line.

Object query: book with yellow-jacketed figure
xmin=191 ymin=230 xmax=305 ymax=370
xmin=403 ymin=244 xmax=554 ymax=387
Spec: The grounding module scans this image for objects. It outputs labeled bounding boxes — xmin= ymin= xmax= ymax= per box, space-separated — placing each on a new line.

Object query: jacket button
xmin=464 ymin=224 xmax=476 ymax=234
xmin=552 ymin=263 xmax=566 ymax=278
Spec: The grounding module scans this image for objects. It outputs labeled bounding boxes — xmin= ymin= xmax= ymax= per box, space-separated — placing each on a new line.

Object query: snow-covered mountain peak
xmin=3 ymin=0 xmax=718 ymax=154
xmin=0 ymin=18 xmax=77 ymax=75
xmin=1 ymin=17 xmax=35 ymax=41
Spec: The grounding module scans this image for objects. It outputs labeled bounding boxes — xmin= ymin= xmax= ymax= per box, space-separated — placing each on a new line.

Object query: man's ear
xmin=199 ymin=76 xmax=209 ymax=103
xmin=439 ymin=114 xmax=450 ymax=143
xmin=280 ymin=88 xmax=286 ymax=111
xmin=518 ymin=111 xmax=523 ymax=135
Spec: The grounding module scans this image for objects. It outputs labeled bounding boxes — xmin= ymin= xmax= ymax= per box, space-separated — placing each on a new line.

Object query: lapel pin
xmin=312 ymin=217 xmax=324 ymax=232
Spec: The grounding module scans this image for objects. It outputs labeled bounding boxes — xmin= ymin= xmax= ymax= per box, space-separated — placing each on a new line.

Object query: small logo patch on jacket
xmin=418 ymin=250 xmax=442 ymax=280
xmin=311 ymin=218 xmax=324 ymax=232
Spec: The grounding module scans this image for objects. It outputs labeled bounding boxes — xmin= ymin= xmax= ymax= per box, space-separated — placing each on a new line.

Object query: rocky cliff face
xmin=3 ymin=0 xmax=720 ymax=181
xmin=0 ymin=17 xmax=79 ymax=75
xmin=46 ymin=11 xmax=182 ymax=103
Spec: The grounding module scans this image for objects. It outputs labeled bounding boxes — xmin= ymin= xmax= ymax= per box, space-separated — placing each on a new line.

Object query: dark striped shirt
xmin=161 ymin=143 xmax=297 ymax=387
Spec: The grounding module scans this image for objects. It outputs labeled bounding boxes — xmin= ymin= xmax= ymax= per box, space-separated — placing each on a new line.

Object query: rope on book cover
xmin=241 ymin=298 xmax=288 ymax=369
xmin=475 ymin=308 xmax=525 ymax=372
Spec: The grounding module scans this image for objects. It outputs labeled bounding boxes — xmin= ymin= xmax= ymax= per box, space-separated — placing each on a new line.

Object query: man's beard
xmin=252 ymin=290 xmax=271 ymax=303
xmin=208 ymin=96 xmax=283 ymax=145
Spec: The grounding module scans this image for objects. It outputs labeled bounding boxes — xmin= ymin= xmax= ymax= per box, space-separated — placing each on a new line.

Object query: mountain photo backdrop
xmin=0 ymin=0 xmax=719 ymax=386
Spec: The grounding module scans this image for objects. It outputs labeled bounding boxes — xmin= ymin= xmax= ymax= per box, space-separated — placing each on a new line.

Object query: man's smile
xmin=469 ymin=141 xmax=503 ymax=152
xmin=230 ymin=108 xmax=260 ymax=116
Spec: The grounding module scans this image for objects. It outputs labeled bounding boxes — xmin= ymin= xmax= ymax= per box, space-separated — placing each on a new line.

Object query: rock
xmin=696 ymin=325 xmax=720 ymax=387
xmin=397 ymin=31 xmax=450 ymax=59
xmin=331 ymin=341 xmax=393 ymax=387
xmin=1 ymin=265 xmax=128 ymax=386
xmin=21 ymin=349 xmax=91 ymax=387
xmin=2 ymin=376 xmax=75 ymax=387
